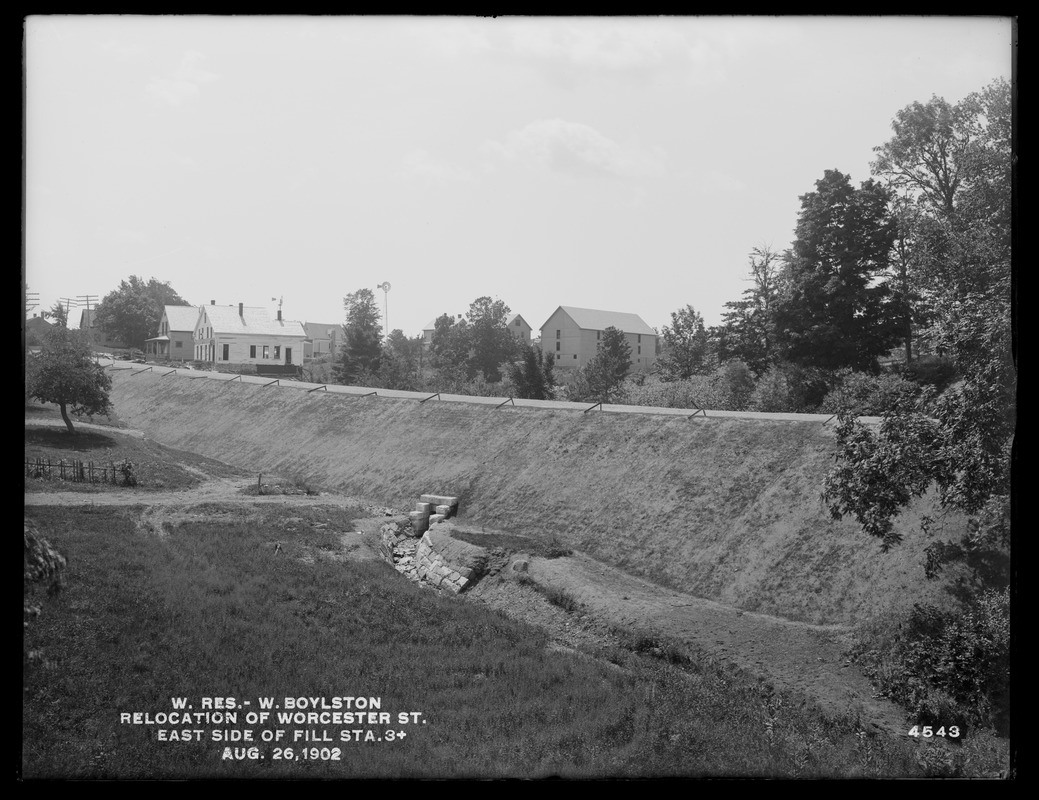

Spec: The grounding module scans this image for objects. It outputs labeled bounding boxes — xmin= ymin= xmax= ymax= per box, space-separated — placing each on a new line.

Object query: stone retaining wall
xmin=414 ymin=524 xmax=489 ymax=593
xmin=381 ymin=518 xmax=489 ymax=594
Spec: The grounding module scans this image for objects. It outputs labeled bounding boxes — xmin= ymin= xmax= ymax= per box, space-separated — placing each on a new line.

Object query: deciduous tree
xmin=378 ymin=329 xmax=424 ymax=391
xmin=579 ymin=326 xmax=631 ymax=403
xmin=93 ymin=276 xmax=190 ymax=349
xmin=825 ymin=80 xmax=1014 ymax=560
xmin=26 ymin=307 xmax=113 ymax=434
xmin=658 ymin=305 xmax=709 ymax=380
xmin=465 ymin=296 xmax=517 ymax=383
xmin=428 ymin=314 xmax=471 ymax=389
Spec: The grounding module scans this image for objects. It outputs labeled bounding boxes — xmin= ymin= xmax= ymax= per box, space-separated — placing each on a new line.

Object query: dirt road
xmin=526 ymin=553 xmax=907 ymax=732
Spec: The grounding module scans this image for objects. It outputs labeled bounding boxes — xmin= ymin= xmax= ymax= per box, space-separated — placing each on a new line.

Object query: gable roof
xmin=542 ymin=306 xmax=656 ymax=337
xmin=26 ymin=316 xmax=53 ymax=333
xmin=303 ymin=322 xmax=343 ymax=338
xmin=201 ymin=305 xmax=306 ymax=338
xmin=506 ymin=313 xmax=531 ymax=329
xmin=163 ymin=305 xmax=201 ymax=332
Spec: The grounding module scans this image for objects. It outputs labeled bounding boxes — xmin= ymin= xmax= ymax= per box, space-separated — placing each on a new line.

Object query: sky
xmin=23 ymin=15 xmax=1013 ymax=338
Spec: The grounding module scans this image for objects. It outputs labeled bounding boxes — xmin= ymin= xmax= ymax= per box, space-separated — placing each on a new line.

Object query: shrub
xmin=118 ymin=459 xmax=138 ymax=487
xmin=750 ymin=363 xmax=831 ymax=412
xmin=819 ymin=370 xmax=922 ymax=416
xmin=622 ymin=361 xmax=755 ymax=412
xmin=902 ymin=355 xmax=958 ymax=392
xmin=853 ymin=587 xmax=1010 ymax=735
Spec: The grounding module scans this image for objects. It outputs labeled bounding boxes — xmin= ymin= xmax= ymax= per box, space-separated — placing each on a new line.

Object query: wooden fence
xmin=25 ymin=457 xmax=129 ymax=485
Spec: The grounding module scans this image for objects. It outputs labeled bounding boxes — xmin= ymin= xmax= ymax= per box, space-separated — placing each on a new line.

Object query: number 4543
xmin=908 ymin=725 xmax=960 ymax=738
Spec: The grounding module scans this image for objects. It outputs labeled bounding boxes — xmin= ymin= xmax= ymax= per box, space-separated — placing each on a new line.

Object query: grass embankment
xmin=24 ymin=503 xmax=949 ymax=780
xmin=106 ymin=371 xmax=972 ymax=625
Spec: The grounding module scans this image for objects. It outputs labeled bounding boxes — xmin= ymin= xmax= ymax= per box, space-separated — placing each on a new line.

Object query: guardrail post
xmin=420 ymin=392 xmax=441 ymax=404
xmin=584 ymin=402 xmax=603 ymax=413
xmin=494 ymin=397 xmax=515 ymax=409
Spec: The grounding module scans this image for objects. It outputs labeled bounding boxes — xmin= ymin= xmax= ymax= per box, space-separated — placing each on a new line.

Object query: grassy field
xmin=104 ymin=370 xmax=976 ymax=625
xmin=25 ymin=501 xmax=976 ymax=780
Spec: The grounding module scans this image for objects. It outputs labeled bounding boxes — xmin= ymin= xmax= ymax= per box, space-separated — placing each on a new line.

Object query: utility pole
xmin=58 ymin=298 xmax=79 ymax=328
xmin=377 ymin=282 xmax=391 ymax=339
xmin=78 ymin=294 xmax=98 ymax=348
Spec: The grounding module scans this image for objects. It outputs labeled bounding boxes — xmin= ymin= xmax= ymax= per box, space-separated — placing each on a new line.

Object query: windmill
xmin=377 ymin=282 xmax=391 ymax=335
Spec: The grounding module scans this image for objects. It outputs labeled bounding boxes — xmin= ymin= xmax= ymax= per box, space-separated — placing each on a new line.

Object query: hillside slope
xmin=107 ymin=371 xmax=964 ymax=624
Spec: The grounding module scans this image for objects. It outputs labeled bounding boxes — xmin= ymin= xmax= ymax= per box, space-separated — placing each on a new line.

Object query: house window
xmin=556 ymin=342 xmax=560 ymax=351
xmin=555 ymin=354 xmax=560 ymax=360
xmin=556 ymin=330 xmax=560 ymax=339
xmin=638 ymin=346 xmax=641 ymax=355
xmin=175 ymin=340 xmax=182 ymax=348
xmin=515 ymin=319 xmax=521 ymax=327
xmin=263 ymin=345 xmax=270 ymax=359
xmin=250 ymin=345 xmax=256 ymax=358
xmin=597 ymin=331 xmax=601 ymax=340
xmin=274 ymin=346 xmax=281 ymax=358
xmin=638 ymin=334 xmax=641 ymax=343
xmin=222 ymin=344 xmax=229 ymax=360
xmin=573 ymin=354 xmax=577 ymax=359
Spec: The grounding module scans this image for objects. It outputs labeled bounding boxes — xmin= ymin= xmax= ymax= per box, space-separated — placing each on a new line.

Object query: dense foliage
xmin=26 ymin=314 xmax=113 ymax=434
xmin=508 ymin=342 xmax=555 ymax=400
xmin=773 ymin=170 xmax=900 ymax=372
xmin=717 ymin=246 xmax=783 ymax=375
xmin=824 ymin=78 xmax=1013 ymax=553
xmin=93 ymin=276 xmax=190 ymax=349
xmin=658 ymin=305 xmax=709 ymax=380
xmin=852 ymin=588 xmax=1010 ymax=736
xmin=333 ymin=288 xmax=383 ymax=385
xmin=568 ymin=326 xmax=632 ymax=403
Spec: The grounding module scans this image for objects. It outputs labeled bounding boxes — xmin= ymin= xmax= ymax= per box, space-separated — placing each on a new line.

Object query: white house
xmin=145 ymin=305 xmax=201 ymax=360
xmin=193 ymin=302 xmax=307 ymax=366
xmin=506 ymin=313 xmax=533 ymax=344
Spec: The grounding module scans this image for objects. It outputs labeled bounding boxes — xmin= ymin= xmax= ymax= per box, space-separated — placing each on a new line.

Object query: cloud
xmin=509 ymin=19 xmax=690 ymax=71
xmin=410 ymin=20 xmax=493 ymax=58
xmin=98 ymin=39 xmax=147 ymax=60
xmin=505 ymin=18 xmax=801 ymax=86
xmin=97 ymin=227 xmax=149 ymax=245
xmin=482 ymin=119 xmax=665 ymax=181
xmin=146 ymin=50 xmax=219 ymax=107
xmin=702 ymin=170 xmax=746 ymax=194
xmin=398 ymin=149 xmax=475 ymax=184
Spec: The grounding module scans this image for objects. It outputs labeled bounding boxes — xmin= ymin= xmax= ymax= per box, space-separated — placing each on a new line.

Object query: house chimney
xmin=211 ymin=300 xmax=215 ymax=305
xmin=277 ymin=309 xmax=282 ymax=322
xmin=239 ymin=302 xmax=244 ymax=317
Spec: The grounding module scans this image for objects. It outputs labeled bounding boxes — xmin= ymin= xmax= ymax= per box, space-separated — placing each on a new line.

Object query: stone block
xmin=420 ymin=494 xmax=459 ymax=510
